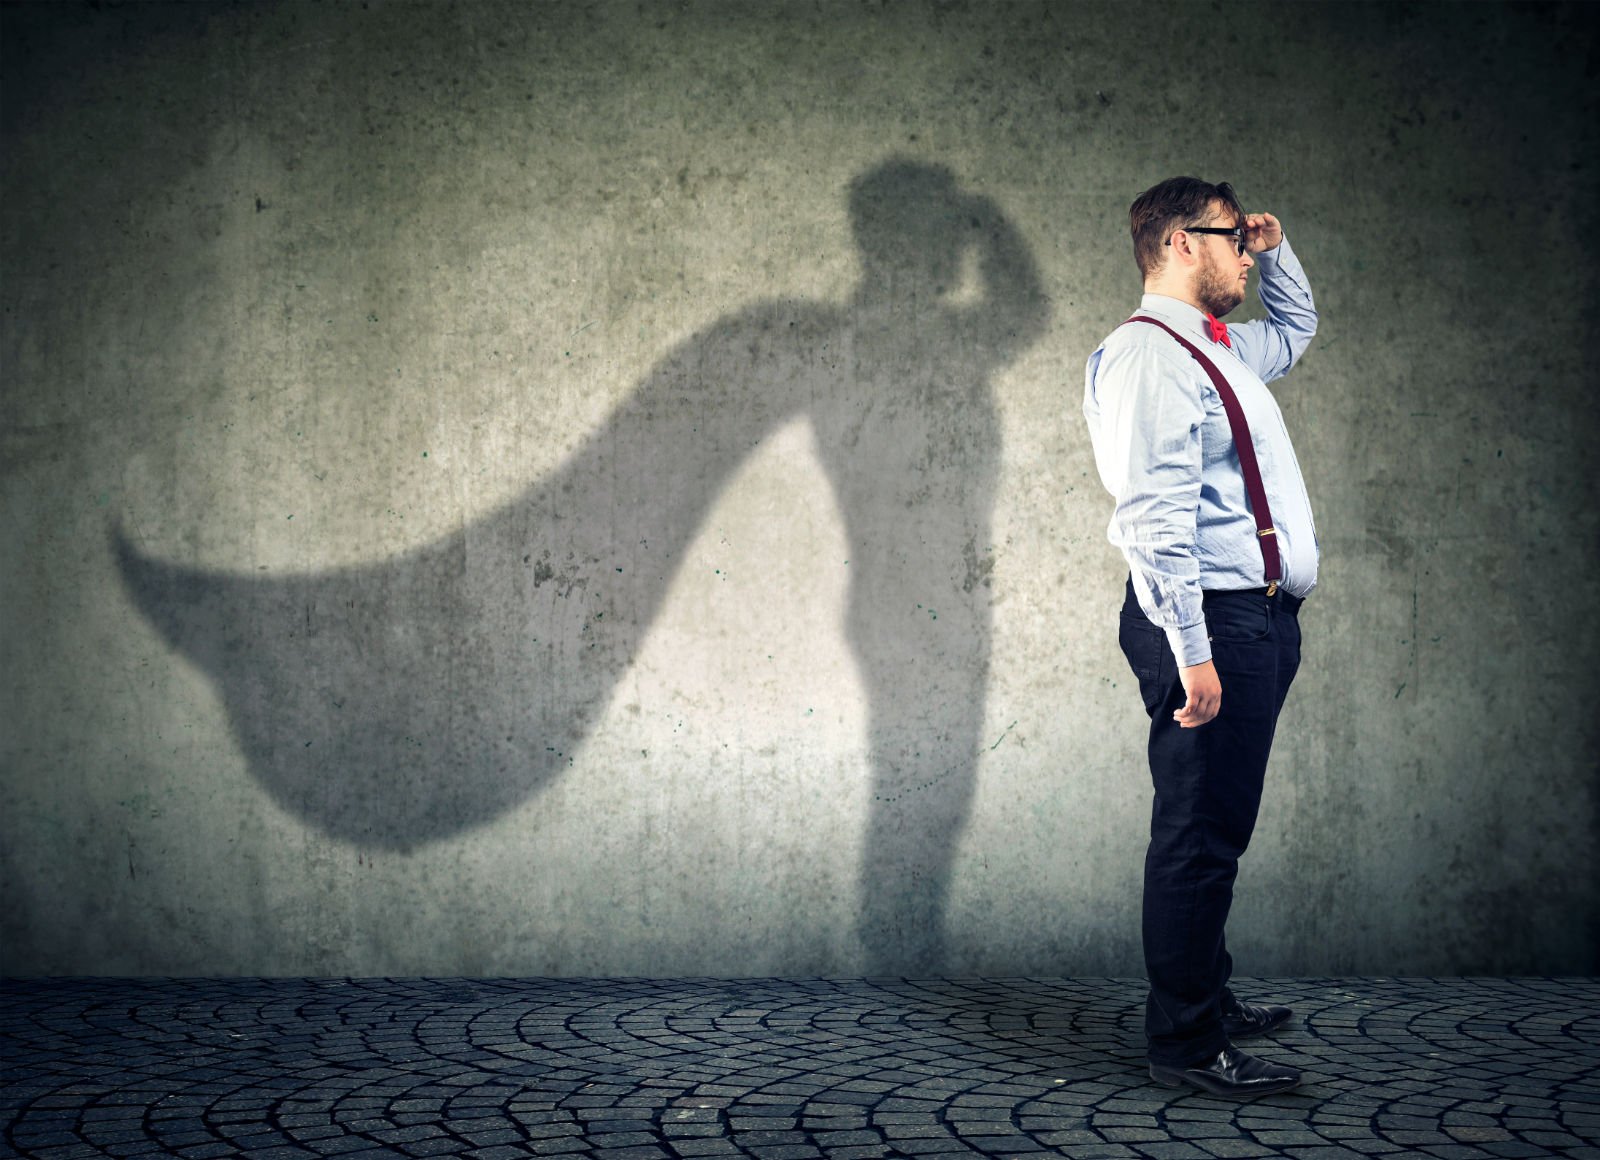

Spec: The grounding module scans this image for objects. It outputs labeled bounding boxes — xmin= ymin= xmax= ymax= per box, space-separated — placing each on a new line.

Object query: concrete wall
xmin=3 ymin=0 xmax=1596 ymax=978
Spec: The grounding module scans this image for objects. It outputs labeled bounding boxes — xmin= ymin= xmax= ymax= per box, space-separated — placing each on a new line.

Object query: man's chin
xmin=1207 ymin=293 xmax=1246 ymax=318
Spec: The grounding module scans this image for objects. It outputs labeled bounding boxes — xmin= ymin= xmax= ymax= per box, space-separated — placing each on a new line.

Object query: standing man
xmin=1082 ymin=177 xmax=1319 ymax=1097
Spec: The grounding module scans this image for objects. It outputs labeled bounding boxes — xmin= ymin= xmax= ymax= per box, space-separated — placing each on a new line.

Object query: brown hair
xmin=1129 ymin=176 xmax=1245 ymax=282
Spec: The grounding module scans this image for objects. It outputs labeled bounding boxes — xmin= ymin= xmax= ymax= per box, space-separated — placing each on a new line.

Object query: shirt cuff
xmin=1166 ymin=620 xmax=1212 ymax=669
xmin=1254 ymin=235 xmax=1289 ymax=270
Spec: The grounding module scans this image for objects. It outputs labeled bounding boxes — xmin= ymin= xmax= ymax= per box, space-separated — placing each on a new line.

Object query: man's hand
xmin=1243 ymin=212 xmax=1282 ymax=254
xmin=1175 ymin=660 xmax=1221 ymax=728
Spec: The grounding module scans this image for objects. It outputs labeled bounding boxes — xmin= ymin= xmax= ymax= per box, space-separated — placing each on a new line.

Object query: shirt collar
xmin=1136 ymin=293 xmax=1215 ymax=342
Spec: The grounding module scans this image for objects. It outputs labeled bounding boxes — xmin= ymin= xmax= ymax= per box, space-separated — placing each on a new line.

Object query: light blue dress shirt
xmin=1083 ymin=237 xmax=1319 ymax=668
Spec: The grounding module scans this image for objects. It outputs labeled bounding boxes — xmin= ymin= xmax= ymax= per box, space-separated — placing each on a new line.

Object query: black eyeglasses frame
xmin=1165 ymin=226 xmax=1247 ymax=256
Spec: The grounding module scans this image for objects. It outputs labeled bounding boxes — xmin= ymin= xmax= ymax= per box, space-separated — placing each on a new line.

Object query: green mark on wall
xmin=989 ymin=721 xmax=1018 ymax=750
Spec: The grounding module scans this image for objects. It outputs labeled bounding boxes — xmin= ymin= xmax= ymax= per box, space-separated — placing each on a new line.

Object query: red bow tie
xmin=1205 ymin=312 xmax=1231 ymax=348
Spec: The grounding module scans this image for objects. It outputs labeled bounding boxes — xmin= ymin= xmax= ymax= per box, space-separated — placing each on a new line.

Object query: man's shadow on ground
xmin=115 ymin=159 xmax=1049 ymax=973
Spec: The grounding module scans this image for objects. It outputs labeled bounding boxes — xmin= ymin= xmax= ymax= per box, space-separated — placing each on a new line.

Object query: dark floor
xmin=2 ymin=976 xmax=1596 ymax=1160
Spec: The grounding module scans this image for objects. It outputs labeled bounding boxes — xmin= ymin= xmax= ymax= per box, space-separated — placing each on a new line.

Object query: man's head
xmin=1130 ymin=176 xmax=1253 ymax=316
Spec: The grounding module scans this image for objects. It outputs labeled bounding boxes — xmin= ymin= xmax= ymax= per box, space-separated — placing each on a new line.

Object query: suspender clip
xmin=1266 ymin=580 xmax=1279 ymax=597
xmin=1258 ymin=527 xmax=1277 ymax=537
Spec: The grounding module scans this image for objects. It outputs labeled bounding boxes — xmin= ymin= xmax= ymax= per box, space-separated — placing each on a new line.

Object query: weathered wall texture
xmin=3 ymin=0 xmax=1596 ymax=977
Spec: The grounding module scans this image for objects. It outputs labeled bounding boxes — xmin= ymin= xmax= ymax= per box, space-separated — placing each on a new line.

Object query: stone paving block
xmin=1385 ymin=1130 xmax=1455 ymax=1144
xmin=745 ymin=1146 xmax=822 ymax=1160
xmin=461 ymin=1128 xmax=525 ymax=1146
xmin=876 ymin=1141 xmax=970 ymax=1155
xmin=1099 ymin=1126 xmax=1168 ymax=1142
xmin=403 ymin=1138 xmax=471 ymax=1156
xmin=527 ymin=1140 xmax=588 ymax=1155
xmin=592 ymin=1132 xmax=660 ymax=1148
xmin=809 ymin=1131 xmax=880 ymax=1147
xmin=237 ymin=1130 xmax=300 ymax=1150
xmin=1195 ymin=1141 xmax=1282 ymax=1158
xmin=301 ymin=1135 xmax=385 ymax=1156
xmin=668 ymin=1139 xmax=745 ymax=1156
xmin=1029 ymin=1129 xmax=1102 ymax=1146
xmin=177 ymin=1146 xmax=236 ymax=1159
xmin=1094 ymin=1114 xmax=1160 ymax=1128
xmin=738 ymin=1130 xmax=810 ymax=1146
xmin=806 ymin=1119 xmax=873 ymax=1135
xmin=1162 ymin=1122 xmax=1232 ymax=1140
xmin=1140 ymin=1144 xmax=1216 ymax=1160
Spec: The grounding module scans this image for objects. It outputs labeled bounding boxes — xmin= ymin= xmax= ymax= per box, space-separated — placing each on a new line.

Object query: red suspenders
xmin=1123 ymin=315 xmax=1281 ymax=596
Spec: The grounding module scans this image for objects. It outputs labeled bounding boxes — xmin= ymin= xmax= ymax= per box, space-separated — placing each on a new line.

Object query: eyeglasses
xmin=1166 ymin=226 xmax=1247 ymax=256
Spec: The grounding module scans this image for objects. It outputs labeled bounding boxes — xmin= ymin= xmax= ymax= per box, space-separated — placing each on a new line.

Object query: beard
xmin=1194 ymin=251 xmax=1247 ymax=318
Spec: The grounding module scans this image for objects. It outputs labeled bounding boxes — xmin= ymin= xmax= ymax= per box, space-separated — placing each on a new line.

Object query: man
xmin=1082 ymin=176 xmax=1319 ymax=1097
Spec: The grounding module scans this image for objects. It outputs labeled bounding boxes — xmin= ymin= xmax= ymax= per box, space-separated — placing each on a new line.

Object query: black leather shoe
xmin=1222 ymin=1000 xmax=1293 ymax=1040
xmin=1148 ymin=1045 xmax=1301 ymax=1098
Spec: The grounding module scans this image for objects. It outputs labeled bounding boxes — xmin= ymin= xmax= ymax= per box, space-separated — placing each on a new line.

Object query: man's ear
xmin=1166 ymin=228 xmax=1198 ymax=267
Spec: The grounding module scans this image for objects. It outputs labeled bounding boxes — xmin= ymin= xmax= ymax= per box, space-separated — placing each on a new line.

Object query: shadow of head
xmin=849 ymin=159 xmax=984 ymax=294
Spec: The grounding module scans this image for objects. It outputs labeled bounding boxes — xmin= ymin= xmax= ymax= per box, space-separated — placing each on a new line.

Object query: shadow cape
xmin=117 ymin=160 xmax=1048 ymax=971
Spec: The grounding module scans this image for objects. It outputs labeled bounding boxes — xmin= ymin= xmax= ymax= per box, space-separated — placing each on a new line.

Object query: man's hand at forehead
xmin=1243 ymin=211 xmax=1283 ymax=253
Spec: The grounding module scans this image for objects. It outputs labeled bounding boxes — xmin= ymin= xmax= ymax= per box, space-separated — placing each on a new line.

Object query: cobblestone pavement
xmin=3 ymin=976 xmax=1596 ymax=1160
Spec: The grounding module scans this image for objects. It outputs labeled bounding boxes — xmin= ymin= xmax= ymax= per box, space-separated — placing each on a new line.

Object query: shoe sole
xmin=1148 ymin=1065 xmax=1301 ymax=1098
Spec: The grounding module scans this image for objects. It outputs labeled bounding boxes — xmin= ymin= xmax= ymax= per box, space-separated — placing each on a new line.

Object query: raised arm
xmin=960 ymin=195 xmax=1050 ymax=355
xmin=1229 ymin=213 xmax=1317 ymax=384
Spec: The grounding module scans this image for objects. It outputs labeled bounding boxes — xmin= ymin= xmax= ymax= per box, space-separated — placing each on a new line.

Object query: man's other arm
xmin=1231 ymin=234 xmax=1317 ymax=384
xmin=1089 ymin=339 xmax=1223 ymax=728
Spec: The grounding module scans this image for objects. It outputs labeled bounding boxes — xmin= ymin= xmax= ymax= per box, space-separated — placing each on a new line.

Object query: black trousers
xmin=1117 ymin=575 xmax=1303 ymax=1067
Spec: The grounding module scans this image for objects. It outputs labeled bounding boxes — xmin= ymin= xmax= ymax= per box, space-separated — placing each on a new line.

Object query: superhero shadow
xmin=115 ymin=160 xmax=1048 ymax=971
